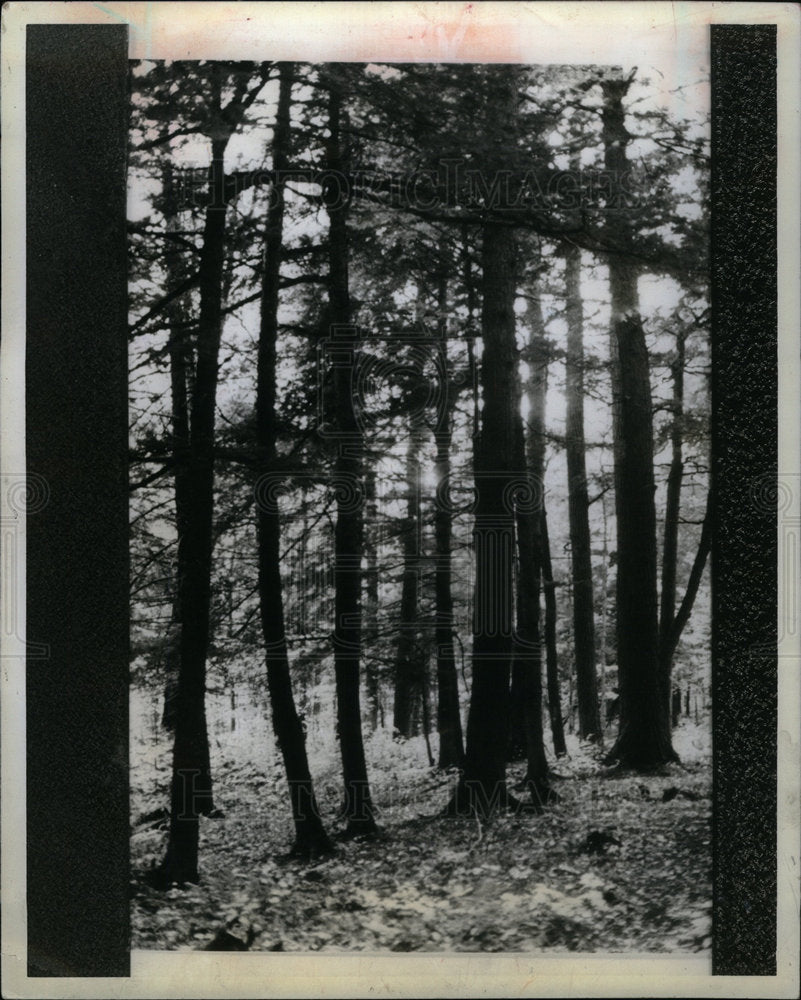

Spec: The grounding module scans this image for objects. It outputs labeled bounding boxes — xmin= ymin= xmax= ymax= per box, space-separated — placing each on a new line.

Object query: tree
xmin=449 ymin=66 xmax=525 ymax=816
xmin=324 ymin=70 xmax=379 ymax=836
xmin=656 ymin=308 xmax=712 ymax=718
xmin=160 ymin=154 xmax=192 ymax=734
xmin=392 ymin=350 xmax=426 ymax=738
xmin=255 ymin=64 xmax=333 ymax=859
xmin=563 ymin=243 xmax=602 ymax=741
xmin=362 ymin=462 xmax=384 ymax=730
xmin=158 ymin=62 xmax=274 ymax=884
xmin=433 ymin=256 xmax=466 ymax=770
xmin=600 ymin=72 xmax=677 ymax=769
xmin=516 ymin=288 xmax=557 ymax=801
xmin=540 ymin=507 xmax=567 ymax=757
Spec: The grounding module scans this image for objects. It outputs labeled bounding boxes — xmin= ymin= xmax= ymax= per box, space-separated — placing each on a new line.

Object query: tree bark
xmin=448 ymin=213 xmax=519 ymax=816
xmin=517 ymin=294 xmax=555 ymax=802
xmin=392 ymin=352 xmax=425 ymax=737
xmin=659 ymin=491 xmax=712 ymax=675
xmin=433 ymin=263 xmax=465 ymax=770
xmin=448 ymin=67 xmax=530 ymax=816
xmin=540 ymin=507 xmax=568 ymax=757
xmin=160 ymin=77 xmax=230 ymax=885
xmin=255 ymin=64 xmax=332 ymax=859
xmin=325 ymin=76 xmax=378 ymax=836
xmin=512 ymin=416 xmax=552 ymax=805
xmin=658 ymin=327 xmax=687 ymax=721
xmin=601 ymin=74 xmax=677 ymax=769
xmin=161 ymin=156 xmax=191 ymax=735
xmin=564 ymin=242 xmax=601 ymax=740
xmin=362 ymin=464 xmax=383 ymax=730
xmin=159 ymin=64 xmax=273 ymax=884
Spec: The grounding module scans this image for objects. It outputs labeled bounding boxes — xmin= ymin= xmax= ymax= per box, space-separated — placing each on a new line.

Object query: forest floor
xmin=130 ymin=709 xmax=711 ymax=954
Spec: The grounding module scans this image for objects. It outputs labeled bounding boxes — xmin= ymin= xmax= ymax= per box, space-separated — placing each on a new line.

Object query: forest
xmin=128 ymin=59 xmax=711 ymax=952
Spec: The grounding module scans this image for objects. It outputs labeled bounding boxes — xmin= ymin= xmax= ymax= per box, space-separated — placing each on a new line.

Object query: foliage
xmin=131 ymin=695 xmax=710 ymax=952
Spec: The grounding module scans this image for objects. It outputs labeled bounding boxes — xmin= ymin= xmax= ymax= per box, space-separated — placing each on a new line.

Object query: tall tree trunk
xmin=325 ymin=76 xmax=378 ymax=836
xmin=564 ymin=242 xmax=602 ymax=740
xmin=433 ymin=265 xmax=465 ymax=770
xmin=512 ymin=417 xmax=552 ymax=805
xmin=448 ymin=69 xmax=525 ymax=815
xmin=601 ymin=74 xmax=677 ymax=769
xmin=599 ymin=483 xmax=611 ymax=733
xmin=658 ymin=327 xmax=687 ymax=722
xmin=517 ymin=294 xmax=555 ymax=802
xmin=541 ymin=507 xmax=568 ymax=756
xmin=160 ymin=92 xmax=230 ymax=884
xmin=392 ymin=353 xmax=425 ymax=737
xmin=659 ymin=331 xmax=686 ymax=645
xmin=448 ymin=211 xmax=518 ymax=816
xmin=161 ymin=156 xmax=191 ymax=734
xmin=255 ymin=65 xmax=332 ymax=859
xmin=159 ymin=63 xmax=274 ymax=884
xmin=363 ymin=463 xmax=383 ymax=730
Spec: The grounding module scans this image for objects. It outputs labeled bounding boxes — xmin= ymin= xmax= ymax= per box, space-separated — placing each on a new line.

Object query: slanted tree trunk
xmin=601 ymin=73 xmax=677 ymax=769
xmin=433 ymin=267 xmax=465 ymax=770
xmin=325 ymin=76 xmax=378 ymax=836
xmin=657 ymin=327 xmax=712 ymax=725
xmin=659 ymin=491 xmax=712 ymax=678
xmin=540 ymin=507 xmax=567 ymax=756
xmin=255 ymin=65 xmax=332 ymax=859
xmin=393 ymin=352 xmax=426 ymax=737
xmin=564 ymin=242 xmax=602 ymax=741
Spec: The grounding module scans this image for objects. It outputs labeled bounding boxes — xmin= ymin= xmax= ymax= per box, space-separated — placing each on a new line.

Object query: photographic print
xmin=126 ymin=54 xmax=713 ymax=952
xmin=2 ymin=2 xmax=799 ymax=997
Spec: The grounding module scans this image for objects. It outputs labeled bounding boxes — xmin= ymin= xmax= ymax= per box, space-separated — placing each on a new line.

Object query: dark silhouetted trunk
xmin=157 ymin=64 xmax=276 ymax=882
xmin=541 ymin=507 xmax=567 ymax=756
xmin=671 ymin=687 xmax=682 ymax=727
xmin=433 ymin=266 xmax=465 ymax=770
xmin=512 ymin=417 xmax=551 ymax=804
xmin=659 ymin=491 xmax=712 ymax=683
xmin=516 ymin=294 xmax=554 ymax=803
xmin=393 ymin=352 xmax=425 ymax=737
xmin=448 ymin=66 xmax=534 ymax=815
xmin=564 ymin=241 xmax=601 ymax=740
xmin=657 ymin=328 xmax=711 ymax=725
xmin=363 ymin=464 xmax=383 ymax=730
xmin=659 ymin=329 xmax=686 ymax=664
xmin=161 ymin=156 xmax=191 ymax=734
xmin=161 ymin=84 xmax=230 ymax=883
xmin=255 ymin=65 xmax=332 ymax=859
xmin=448 ymin=67 xmax=524 ymax=815
xmin=601 ymin=74 xmax=677 ymax=769
xmin=448 ymin=213 xmax=518 ymax=816
xmin=325 ymin=77 xmax=378 ymax=836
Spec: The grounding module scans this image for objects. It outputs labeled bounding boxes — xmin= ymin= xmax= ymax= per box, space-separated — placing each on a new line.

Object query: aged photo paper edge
xmin=1 ymin=2 xmax=798 ymax=997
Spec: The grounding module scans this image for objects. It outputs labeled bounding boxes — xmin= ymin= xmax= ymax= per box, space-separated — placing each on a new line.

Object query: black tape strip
xmin=710 ymin=23 xmax=778 ymax=977
xmin=26 ymin=23 xmax=130 ymax=977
